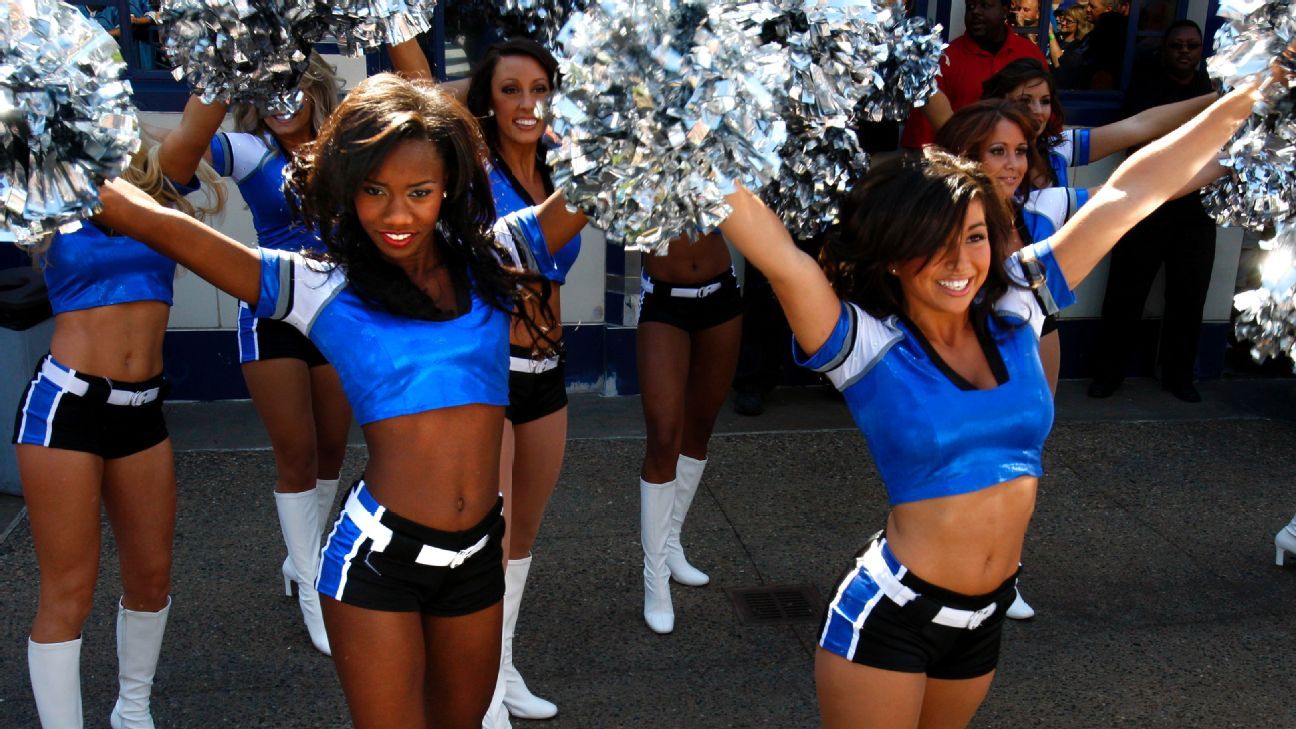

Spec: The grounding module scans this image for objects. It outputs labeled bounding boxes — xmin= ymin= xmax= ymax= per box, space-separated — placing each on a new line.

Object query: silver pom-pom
xmin=480 ymin=0 xmax=588 ymax=47
xmin=158 ymin=0 xmax=316 ymax=116
xmin=547 ymin=1 xmax=788 ymax=253
xmin=865 ymin=13 xmax=945 ymax=123
xmin=0 ymin=0 xmax=141 ymax=248
xmin=754 ymin=0 xmax=912 ymax=238
xmin=313 ymin=0 xmax=438 ymax=55
xmin=1234 ymin=226 xmax=1296 ymax=367
xmin=1204 ymin=0 xmax=1296 ymax=230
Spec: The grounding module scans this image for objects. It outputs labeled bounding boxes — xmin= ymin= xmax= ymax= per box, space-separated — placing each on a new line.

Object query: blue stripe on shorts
xmin=819 ymin=539 xmax=904 ymax=661
xmin=316 ymin=483 xmax=382 ymax=600
xmin=236 ymin=304 xmax=259 ymax=363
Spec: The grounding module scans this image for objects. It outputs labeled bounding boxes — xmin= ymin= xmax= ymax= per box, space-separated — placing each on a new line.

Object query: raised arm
xmin=158 ymin=96 xmax=227 ymax=185
xmin=1048 ymin=83 xmax=1257 ymax=286
xmin=95 ymin=178 xmax=263 ymax=304
xmin=535 ymin=191 xmax=588 ymax=254
xmin=1086 ymin=92 xmax=1216 ymax=162
xmin=920 ymin=90 xmax=954 ymax=133
xmin=718 ymin=187 xmax=842 ymax=354
xmin=388 ymin=37 xmax=433 ymax=81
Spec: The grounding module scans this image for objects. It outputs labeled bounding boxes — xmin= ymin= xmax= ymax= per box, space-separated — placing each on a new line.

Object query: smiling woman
xmin=711 ymin=81 xmax=1258 ymax=728
xmin=98 ymin=73 xmax=589 ymax=729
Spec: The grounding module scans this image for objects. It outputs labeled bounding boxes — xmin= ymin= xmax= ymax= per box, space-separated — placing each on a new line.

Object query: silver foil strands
xmin=1205 ymin=0 xmax=1296 ymax=230
xmin=481 ymin=0 xmax=588 ymax=46
xmin=1233 ymin=226 xmax=1296 ymax=368
xmin=312 ymin=0 xmax=438 ymax=55
xmin=158 ymin=0 xmax=316 ymax=116
xmin=866 ymin=13 xmax=945 ymax=123
xmin=547 ymin=0 xmax=788 ymax=253
xmin=753 ymin=0 xmax=938 ymax=238
xmin=160 ymin=1 xmax=435 ymax=114
xmin=1 ymin=0 xmax=140 ymax=247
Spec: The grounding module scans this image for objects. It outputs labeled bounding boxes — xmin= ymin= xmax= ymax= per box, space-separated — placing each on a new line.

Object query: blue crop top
xmin=488 ymin=161 xmax=580 ymax=282
xmin=43 ymin=222 xmax=178 ymax=315
xmin=250 ymin=210 xmax=554 ymax=425
xmin=210 ymin=131 xmax=322 ymax=253
xmin=1022 ymin=186 xmax=1088 ymax=243
xmin=1047 ymin=128 xmax=1090 ymax=187
xmin=794 ymin=241 xmax=1076 ymax=505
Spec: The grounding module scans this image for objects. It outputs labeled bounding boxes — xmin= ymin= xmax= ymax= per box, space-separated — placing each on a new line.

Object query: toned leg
xmin=637 ymin=322 xmax=692 ymax=482
xmin=102 ymin=439 xmax=176 ymax=612
xmin=680 ymin=315 xmax=742 ymax=459
xmin=916 ymin=674 xmax=996 ymax=729
xmin=308 ymin=364 xmax=352 ymax=481
xmin=323 ymin=598 xmax=428 ymax=729
xmin=423 ymin=603 xmax=503 ymax=729
xmin=499 ymin=421 xmax=515 ymax=566
xmin=508 ymin=407 xmax=567 ymax=558
xmin=243 ymin=359 xmax=319 ymax=493
xmin=816 ymin=649 xmax=927 ymax=729
xmin=20 ymin=445 xmax=105 ymax=642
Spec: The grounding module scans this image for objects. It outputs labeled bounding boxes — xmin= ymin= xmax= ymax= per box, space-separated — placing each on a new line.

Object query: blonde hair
xmin=232 ymin=53 xmax=343 ymax=140
xmin=1060 ymin=6 xmax=1093 ymax=37
xmin=29 ymin=132 xmax=226 ymax=260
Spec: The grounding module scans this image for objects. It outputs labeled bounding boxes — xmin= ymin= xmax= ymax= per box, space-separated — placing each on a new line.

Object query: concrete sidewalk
xmin=2 ymin=379 xmax=1296 ymax=727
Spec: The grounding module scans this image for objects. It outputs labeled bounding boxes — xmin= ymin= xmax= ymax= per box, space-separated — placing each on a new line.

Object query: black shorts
xmin=1040 ymin=313 xmax=1059 ymax=337
xmin=316 ymin=480 xmax=505 ymax=615
xmin=506 ymin=345 xmax=568 ymax=425
xmin=12 ymin=354 xmax=168 ymax=459
xmin=237 ymin=304 xmax=328 ymax=367
xmin=818 ymin=533 xmax=1017 ymax=680
xmin=638 ymin=269 xmax=742 ymax=333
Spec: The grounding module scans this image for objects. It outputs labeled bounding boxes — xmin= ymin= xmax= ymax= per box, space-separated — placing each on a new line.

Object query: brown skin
xmin=94 ymin=135 xmax=589 ymax=729
xmin=965 ymin=0 xmax=1009 ymax=47
xmin=638 ymin=232 xmax=742 ymax=483
xmin=1163 ymin=26 xmax=1205 ymax=84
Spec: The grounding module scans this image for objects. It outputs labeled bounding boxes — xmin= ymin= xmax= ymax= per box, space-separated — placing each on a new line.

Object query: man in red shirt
xmin=901 ymin=0 xmax=1047 ymax=149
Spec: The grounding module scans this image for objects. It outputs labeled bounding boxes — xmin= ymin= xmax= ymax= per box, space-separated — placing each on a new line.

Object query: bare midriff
xmin=362 ymin=403 xmax=505 ymax=531
xmin=47 ymin=301 xmax=169 ymax=381
xmin=642 ymin=231 xmax=731 ymax=284
xmin=884 ymin=475 xmax=1038 ymax=595
xmin=509 ymin=279 xmax=562 ymax=349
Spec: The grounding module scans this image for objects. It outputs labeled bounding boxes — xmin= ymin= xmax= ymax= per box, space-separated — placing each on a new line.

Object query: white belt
xmin=861 ymin=541 xmax=998 ymax=631
xmin=343 ymin=488 xmax=490 ymax=569
xmin=40 ymin=359 xmax=161 ymax=408
xmin=641 ymin=275 xmax=725 ymax=299
xmin=509 ymin=355 xmax=561 ymax=374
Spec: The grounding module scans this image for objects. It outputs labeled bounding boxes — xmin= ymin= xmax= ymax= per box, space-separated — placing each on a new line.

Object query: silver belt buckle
xmin=965 ymin=604 xmax=995 ymax=630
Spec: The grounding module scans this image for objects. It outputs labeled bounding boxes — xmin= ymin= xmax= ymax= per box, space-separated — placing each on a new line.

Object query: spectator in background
xmin=900 ymin=0 xmax=1046 ymax=150
xmin=1012 ymin=0 xmax=1042 ymax=43
xmin=1050 ymin=5 xmax=1092 ymax=82
xmin=93 ymin=1 xmax=158 ymax=71
xmin=1077 ymin=0 xmax=1126 ymax=89
xmin=1088 ymin=20 xmax=1217 ymax=402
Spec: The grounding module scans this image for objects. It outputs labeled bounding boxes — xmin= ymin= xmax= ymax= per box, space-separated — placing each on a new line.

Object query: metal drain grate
xmin=727 ymin=584 xmax=821 ymax=626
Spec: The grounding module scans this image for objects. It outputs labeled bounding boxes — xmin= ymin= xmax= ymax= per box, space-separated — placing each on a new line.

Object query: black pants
xmin=733 ymin=236 xmax=823 ymax=395
xmin=1091 ymin=201 xmax=1216 ymax=387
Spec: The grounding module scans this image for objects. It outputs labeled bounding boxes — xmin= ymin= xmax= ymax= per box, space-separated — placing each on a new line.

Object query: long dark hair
xmin=287 ymin=74 xmax=555 ymax=343
xmin=465 ymin=38 xmax=561 ymax=163
xmin=981 ymin=58 xmax=1065 ymax=182
xmin=820 ymin=148 xmax=1020 ymax=334
xmin=933 ymin=99 xmax=1044 ymax=202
